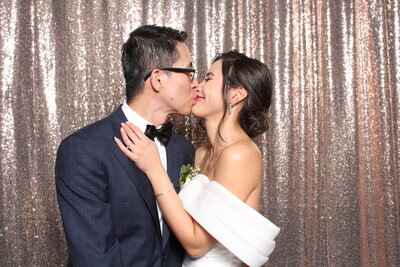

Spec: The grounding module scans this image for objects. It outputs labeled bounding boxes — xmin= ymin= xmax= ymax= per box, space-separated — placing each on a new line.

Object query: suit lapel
xmin=166 ymin=136 xmax=181 ymax=187
xmin=107 ymin=107 xmax=162 ymax=240
xmin=162 ymin=136 xmax=181 ymax=249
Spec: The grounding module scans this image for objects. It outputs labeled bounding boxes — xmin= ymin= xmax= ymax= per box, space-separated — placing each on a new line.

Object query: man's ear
xmin=149 ymin=69 xmax=162 ymax=92
xmin=231 ymin=86 xmax=248 ymax=105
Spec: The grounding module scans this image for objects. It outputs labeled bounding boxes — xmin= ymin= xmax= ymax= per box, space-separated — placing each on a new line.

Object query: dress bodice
xmin=182 ymin=242 xmax=242 ymax=267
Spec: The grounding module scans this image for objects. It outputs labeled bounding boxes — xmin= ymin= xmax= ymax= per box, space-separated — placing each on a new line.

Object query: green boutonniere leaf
xmin=178 ymin=163 xmax=200 ymax=189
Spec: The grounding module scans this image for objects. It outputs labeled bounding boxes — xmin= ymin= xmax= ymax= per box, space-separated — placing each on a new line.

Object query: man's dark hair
xmin=121 ymin=25 xmax=188 ymax=102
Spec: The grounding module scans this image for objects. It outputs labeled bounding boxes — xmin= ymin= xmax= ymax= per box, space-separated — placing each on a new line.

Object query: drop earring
xmin=228 ymin=103 xmax=232 ymax=114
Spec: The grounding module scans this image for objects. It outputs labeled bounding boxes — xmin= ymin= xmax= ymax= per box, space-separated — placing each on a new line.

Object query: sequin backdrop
xmin=0 ymin=0 xmax=399 ymax=266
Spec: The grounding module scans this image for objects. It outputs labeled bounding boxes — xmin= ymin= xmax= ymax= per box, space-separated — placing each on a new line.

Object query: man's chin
xmin=174 ymin=108 xmax=191 ymax=116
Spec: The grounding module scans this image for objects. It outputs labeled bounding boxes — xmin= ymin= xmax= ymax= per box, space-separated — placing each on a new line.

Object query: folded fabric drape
xmin=179 ymin=174 xmax=280 ymax=266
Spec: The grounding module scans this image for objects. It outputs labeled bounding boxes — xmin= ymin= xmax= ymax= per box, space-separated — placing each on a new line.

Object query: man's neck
xmin=127 ymin=95 xmax=169 ymax=127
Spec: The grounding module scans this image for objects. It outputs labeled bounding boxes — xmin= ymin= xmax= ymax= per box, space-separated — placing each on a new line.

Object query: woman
xmin=115 ymin=50 xmax=280 ymax=266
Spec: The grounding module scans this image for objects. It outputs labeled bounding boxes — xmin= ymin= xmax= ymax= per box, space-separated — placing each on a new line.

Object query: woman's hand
xmin=114 ymin=122 xmax=163 ymax=176
xmin=116 ymin=122 xmax=216 ymax=256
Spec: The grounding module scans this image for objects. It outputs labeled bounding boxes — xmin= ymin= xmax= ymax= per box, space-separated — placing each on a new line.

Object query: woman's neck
xmin=204 ymin=114 xmax=246 ymax=150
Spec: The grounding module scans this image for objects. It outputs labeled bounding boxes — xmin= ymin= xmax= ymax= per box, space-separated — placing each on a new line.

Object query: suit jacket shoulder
xmin=59 ymin=107 xmax=126 ymax=148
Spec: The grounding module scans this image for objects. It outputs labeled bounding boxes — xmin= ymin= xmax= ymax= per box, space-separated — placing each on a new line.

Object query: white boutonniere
xmin=178 ymin=164 xmax=200 ymax=189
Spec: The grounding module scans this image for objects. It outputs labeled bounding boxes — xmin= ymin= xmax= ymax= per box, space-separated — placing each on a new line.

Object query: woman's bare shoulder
xmin=220 ymin=139 xmax=262 ymax=163
xmin=213 ymin=139 xmax=263 ymax=201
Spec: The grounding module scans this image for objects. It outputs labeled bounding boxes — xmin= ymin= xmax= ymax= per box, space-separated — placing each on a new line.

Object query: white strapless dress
xmin=178 ymin=174 xmax=280 ymax=267
xmin=182 ymin=242 xmax=242 ymax=267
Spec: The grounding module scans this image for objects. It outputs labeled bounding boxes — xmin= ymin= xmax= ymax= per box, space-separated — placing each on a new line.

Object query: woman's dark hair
xmin=121 ymin=25 xmax=187 ymax=102
xmin=213 ymin=50 xmax=273 ymax=138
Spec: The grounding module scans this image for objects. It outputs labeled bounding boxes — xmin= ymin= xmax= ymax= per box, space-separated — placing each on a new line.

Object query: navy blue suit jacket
xmin=55 ymin=106 xmax=194 ymax=266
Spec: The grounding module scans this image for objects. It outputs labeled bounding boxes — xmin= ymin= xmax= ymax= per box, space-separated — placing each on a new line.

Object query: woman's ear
xmin=231 ymin=86 xmax=248 ymax=105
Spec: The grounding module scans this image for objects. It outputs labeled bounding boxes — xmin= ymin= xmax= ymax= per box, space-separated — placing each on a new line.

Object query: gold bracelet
xmin=154 ymin=184 xmax=174 ymax=197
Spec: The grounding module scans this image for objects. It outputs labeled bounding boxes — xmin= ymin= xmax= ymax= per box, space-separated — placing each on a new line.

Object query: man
xmin=55 ymin=25 xmax=197 ymax=266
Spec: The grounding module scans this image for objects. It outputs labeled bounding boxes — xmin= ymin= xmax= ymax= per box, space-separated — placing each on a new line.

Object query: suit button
xmin=163 ymin=253 xmax=168 ymax=261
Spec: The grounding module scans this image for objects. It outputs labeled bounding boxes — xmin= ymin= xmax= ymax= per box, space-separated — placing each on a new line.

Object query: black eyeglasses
xmin=143 ymin=67 xmax=196 ymax=81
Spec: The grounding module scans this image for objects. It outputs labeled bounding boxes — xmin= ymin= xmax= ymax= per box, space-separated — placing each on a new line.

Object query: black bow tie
xmin=145 ymin=122 xmax=173 ymax=146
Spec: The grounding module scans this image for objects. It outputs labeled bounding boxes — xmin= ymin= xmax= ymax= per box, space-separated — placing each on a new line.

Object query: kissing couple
xmin=56 ymin=25 xmax=279 ymax=267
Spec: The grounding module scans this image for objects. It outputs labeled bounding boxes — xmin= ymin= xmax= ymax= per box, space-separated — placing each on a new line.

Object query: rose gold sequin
xmin=0 ymin=0 xmax=399 ymax=266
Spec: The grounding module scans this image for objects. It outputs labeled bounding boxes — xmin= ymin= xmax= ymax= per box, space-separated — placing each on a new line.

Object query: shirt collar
xmin=121 ymin=101 xmax=150 ymax=133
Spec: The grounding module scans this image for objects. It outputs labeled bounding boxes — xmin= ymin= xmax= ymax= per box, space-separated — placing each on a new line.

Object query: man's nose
xmin=191 ymin=78 xmax=199 ymax=89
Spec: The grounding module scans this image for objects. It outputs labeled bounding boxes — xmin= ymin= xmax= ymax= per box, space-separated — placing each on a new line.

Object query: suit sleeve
xmin=55 ymin=136 xmax=122 ymax=267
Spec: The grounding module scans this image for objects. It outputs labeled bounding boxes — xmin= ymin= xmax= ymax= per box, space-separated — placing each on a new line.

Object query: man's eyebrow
xmin=205 ymin=72 xmax=215 ymax=76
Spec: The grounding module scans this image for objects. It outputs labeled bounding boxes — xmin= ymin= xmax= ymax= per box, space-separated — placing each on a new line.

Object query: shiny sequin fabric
xmin=0 ymin=0 xmax=399 ymax=266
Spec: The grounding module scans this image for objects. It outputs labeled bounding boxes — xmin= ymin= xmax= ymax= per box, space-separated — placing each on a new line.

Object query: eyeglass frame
xmin=143 ymin=67 xmax=196 ymax=81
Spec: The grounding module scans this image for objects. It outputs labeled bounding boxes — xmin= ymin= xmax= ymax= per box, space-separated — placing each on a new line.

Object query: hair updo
xmin=213 ymin=50 xmax=273 ymax=138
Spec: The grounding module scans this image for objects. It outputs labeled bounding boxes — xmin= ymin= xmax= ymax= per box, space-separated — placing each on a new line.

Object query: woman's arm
xmin=115 ymin=122 xmax=215 ymax=257
xmin=115 ymin=122 xmax=263 ymax=257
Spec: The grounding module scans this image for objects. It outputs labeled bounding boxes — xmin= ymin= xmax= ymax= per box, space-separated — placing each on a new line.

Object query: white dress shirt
xmin=121 ymin=102 xmax=166 ymax=234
